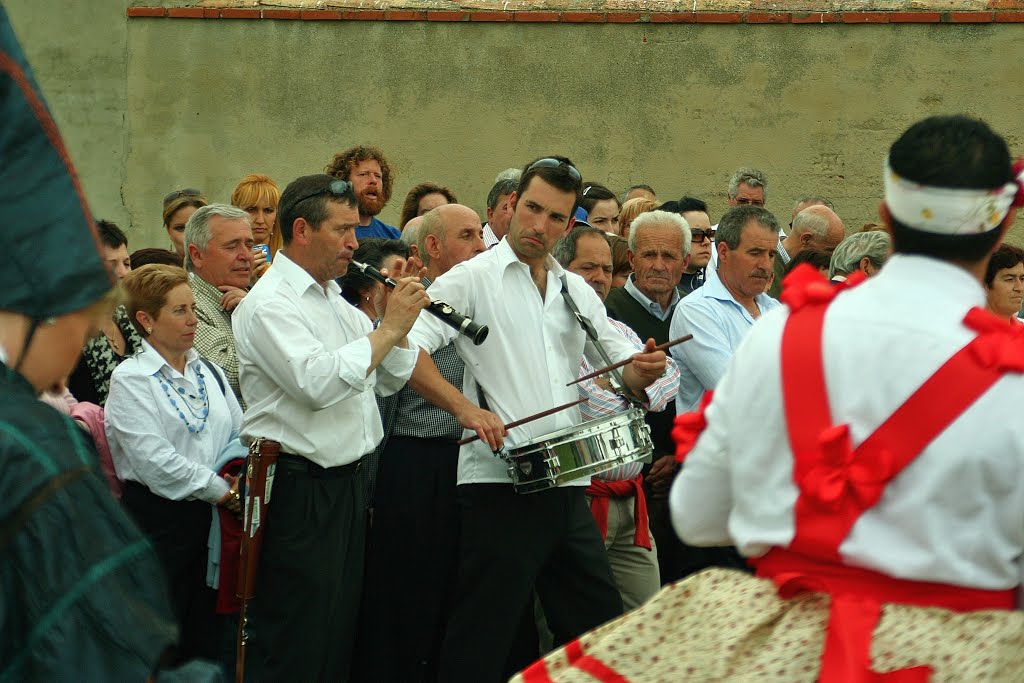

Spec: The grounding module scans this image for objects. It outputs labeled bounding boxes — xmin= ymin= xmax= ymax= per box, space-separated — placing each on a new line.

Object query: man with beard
xmin=326 ymin=145 xmax=401 ymax=239
xmin=670 ymin=205 xmax=781 ymax=413
xmin=677 ymin=197 xmax=713 ymax=296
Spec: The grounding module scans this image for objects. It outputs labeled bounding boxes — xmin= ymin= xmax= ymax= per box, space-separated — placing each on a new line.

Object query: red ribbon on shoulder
xmin=963 ymin=306 xmax=1024 ymax=372
xmin=672 ymin=390 xmax=713 ymax=464
xmin=780 ymin=263 xmax=866 ymax=312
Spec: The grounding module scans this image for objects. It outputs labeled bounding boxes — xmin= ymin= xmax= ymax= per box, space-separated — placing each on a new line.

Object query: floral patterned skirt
xmin=511 ymin=568 xmax=1024 ymax=682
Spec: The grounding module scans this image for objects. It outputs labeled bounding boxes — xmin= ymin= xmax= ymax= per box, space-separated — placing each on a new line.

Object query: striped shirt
xmin=577 ymin=318 xmax=680 ymax=481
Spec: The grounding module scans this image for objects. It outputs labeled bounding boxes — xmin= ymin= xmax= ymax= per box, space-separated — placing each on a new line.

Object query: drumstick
xmin=566 ymin=334 xmax=694 ymax=386
xmin=455 ymin=398 xmax=588 ymax=446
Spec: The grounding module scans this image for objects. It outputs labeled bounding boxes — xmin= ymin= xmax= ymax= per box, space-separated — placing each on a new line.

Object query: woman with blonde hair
xmin=231 ymin=173 xmax=281 ymax=279
xmin=618 ymin=197 xmax=658 ymax=241
xmin=163 ymin=188 xmax=208 ymax=262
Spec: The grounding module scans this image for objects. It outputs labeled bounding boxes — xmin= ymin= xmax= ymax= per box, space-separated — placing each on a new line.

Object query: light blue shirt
xmin=669 ymin=267 xmax=781 ymax=411
xmin=624 ymin=273 xmax=680 ymax=322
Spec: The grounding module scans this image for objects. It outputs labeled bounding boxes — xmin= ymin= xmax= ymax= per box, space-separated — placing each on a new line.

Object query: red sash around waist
xmin=586 ymin=475 xmax=650 ymax=550
xmin=755 ymin=547 xmax=1014 ymax=683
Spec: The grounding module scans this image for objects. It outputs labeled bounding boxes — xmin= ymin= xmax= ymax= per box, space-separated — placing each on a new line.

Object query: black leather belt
xmin=276 ymin=452 xmax=362 ymax=478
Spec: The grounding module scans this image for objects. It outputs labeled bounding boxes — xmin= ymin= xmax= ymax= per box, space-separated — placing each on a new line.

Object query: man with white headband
xmin=514 ymin=115 xmax=1024 ymax=682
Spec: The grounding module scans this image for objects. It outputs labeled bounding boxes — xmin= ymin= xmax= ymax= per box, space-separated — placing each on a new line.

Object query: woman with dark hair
xmin=983 ymin=243 xmax=1024 ymax=322
xmin=581 ymin=182 xmax=622 ymax=234
xmin=338 ymin=238 xmax=411 ymax=320
xmin=399 ymin=182 xmax=457 ymax=230
xmin=608 ymin=234 xmax=632 ymax=289
xmin=68 ymin=219 xmax=144 ymax=406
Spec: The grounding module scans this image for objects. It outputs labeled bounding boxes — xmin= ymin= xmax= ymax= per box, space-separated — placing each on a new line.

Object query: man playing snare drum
xmin=407 ymin=156 xmax=667 ymax=682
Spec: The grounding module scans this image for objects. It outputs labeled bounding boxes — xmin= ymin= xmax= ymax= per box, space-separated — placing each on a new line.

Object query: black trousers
xmin=438 ymin=484 xmax=622 ymax=683
xmin=248 ymin=455 xmax=365 ymax=682
xmin=355 ymin=436 xmax=460 ymax=683
xmin=122 ymin=481 xmax=221 ymax=666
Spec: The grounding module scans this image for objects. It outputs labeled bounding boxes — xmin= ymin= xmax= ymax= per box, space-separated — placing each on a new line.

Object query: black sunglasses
xmin=289 ymin=180 xmax=354 ymax=208
xmin=690 ymin=229 xmax=714 ymax=243
xmin=527 ymin=158 xmax=582 ymax=184
xmin=163 ymin=188 xmax=202 ymax=206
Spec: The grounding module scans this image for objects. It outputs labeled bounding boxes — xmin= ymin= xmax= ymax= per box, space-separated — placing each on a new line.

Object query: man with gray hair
xmin=604 ymin=210 xmax=691 ymax=583
xmin=185 ymin=203 xmax=254 ymax=402
xmin=727 ymin=167 xmax=768 ymax=208
xmin=400 ymin=215 xmax=425 ymax=261
xmin=829 ymin=230 xmax=892 ymax=282
xmin=482 ymin=176 xmax=519 ymax=249
xmin=769 ymin=204 xmax=845 ymax=297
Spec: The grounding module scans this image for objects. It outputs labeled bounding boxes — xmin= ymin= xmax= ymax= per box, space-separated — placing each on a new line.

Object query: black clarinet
xmin=351 ymin=260 xmax=489 ymax=346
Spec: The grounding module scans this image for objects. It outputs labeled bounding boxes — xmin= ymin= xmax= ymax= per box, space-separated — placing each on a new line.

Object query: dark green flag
xmin=0 ymin=4 xmax=111 ymax=319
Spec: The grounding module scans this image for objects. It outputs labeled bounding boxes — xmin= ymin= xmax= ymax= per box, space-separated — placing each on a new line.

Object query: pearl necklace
xmin=157 ymin=364 xmax=210 ymax=434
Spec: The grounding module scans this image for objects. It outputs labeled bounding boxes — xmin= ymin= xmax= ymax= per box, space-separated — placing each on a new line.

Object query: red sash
xmin=771 ymin=265 xmax=1024 ymax=682
xmin=586 ymin=475 xmax=651 ymax=549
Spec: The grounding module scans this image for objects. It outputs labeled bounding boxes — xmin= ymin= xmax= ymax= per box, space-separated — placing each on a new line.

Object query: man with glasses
xmin=407 ymin=156 xmax=667 ymax=682
xmin=233 ymin=174 xmax=430 ymax=681
xmin=677 ymin=196 xmax=713 ymax=296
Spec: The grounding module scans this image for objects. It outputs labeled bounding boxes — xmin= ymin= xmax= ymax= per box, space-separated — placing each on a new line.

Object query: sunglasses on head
xmin=527 ymin=158 xmax=582 ymax=184
xmin=163 ymin=188 xmax=202 ymax=206
xmin=690 ymin=229 xmax=714 ymax=242
xmin=288 ymin=180 xmax=354 ymax=209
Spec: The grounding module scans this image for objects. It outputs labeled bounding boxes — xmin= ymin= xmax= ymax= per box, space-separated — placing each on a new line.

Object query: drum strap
xmin=558 ymin=275 xmax=642 ymax=405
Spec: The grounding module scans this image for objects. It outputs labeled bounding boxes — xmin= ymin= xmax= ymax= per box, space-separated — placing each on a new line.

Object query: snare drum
xmin=502 ymin=408 xmax=653 ymax=494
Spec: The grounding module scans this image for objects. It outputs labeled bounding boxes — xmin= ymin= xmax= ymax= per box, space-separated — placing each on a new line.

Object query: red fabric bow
xmin=962 ymin=306 xmax=1024 ymax=373
xmin=672 ymin=390 xmax=713 ymax=463
xmin=1011 ymin=158 xmax=1024 ymax=209
xmin=780 ymin=264 xmax=865 ymax=312
xmin=799 ymin=424 xmax=891 ymax=512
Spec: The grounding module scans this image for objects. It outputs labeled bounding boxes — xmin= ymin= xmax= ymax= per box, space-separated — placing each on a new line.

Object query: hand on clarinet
xmin=456 ymin=404 xmax=507 ymax=452
xmin=377 ymin=264 xmax=430 ymax=340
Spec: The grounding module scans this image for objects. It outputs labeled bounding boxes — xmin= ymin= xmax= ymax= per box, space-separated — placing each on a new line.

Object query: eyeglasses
xmin=527 ymin=158 xmax=582 ymax=184
xmin=288 ymin=180 xmax=354 ymax=209
xmin=690 ymin=229 xmax=714 ymax=243
xmin=163 ymin=188 xmax=202 ymax=206
xmin=734 ymin=197 xmax=765 ymax=207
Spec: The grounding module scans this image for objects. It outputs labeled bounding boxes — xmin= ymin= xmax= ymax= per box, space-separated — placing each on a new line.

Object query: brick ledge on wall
xmin=126 ymin=7 xmax=1024 ymax=23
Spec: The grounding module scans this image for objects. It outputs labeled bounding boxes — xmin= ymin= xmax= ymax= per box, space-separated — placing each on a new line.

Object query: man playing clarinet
xmin=232 ymin=174 xmax=429 ymax=681
xmin=407 ymin=156 xmax=668 ymax=682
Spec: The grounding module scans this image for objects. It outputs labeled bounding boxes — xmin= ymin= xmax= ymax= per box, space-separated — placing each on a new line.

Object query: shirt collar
xmin=877 ymin=253 xmax=987 ymax=309
xmin=703 ymin=265 xmax=775 ymax=312
xmin=135 ymin=338 xmax=201 ymax=377
xmin=189 ymin=272 xmax=226 ymax=307
xmin=777 ymin=238 xmax=791 ymax=265
xmin=624 ymin=273 xmax=680 ymax=316
xmin=274 ymin=250 xmax=342 ymax=298
xmin=493 ymin=235 xmax=566 ymax=280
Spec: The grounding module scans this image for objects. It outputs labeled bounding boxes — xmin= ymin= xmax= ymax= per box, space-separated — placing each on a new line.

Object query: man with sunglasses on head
xmin=407 ymin=156 xmax=668 ymax=682
xmin=232 ymin=174 xmax=430 ymax=681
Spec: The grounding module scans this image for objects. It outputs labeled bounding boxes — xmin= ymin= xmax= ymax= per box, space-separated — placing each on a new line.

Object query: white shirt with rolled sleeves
xmin=232 ymin=251 xmax=418 ymax=468
xmin=671 ymin=255 xmax=1024 ymax=593
xmin=407 ymin=238 xmax=637 ymax=486
xmin=105 ymin=340 xmax=240 ymax=503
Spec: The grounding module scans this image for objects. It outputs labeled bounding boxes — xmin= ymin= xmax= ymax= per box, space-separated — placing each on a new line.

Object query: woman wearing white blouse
xmin=106 ymin=264 xmax=242 ymax=666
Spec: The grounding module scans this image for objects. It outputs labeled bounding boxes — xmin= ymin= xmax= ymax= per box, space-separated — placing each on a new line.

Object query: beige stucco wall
xmin=6 ymin=5 xmax=1024 ymax=245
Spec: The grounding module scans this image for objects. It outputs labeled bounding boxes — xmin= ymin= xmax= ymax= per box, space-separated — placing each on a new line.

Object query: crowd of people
xmin=8 ymin=110 xmax=1024 ymax=682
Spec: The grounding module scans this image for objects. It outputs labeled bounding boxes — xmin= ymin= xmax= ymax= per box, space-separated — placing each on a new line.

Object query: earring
xmin=147 ymin=327 xmax=153 ymax=334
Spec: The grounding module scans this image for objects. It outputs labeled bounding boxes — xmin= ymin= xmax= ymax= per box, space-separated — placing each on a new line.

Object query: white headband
xmin=883 ymin=158 xmax=1022 ymax=235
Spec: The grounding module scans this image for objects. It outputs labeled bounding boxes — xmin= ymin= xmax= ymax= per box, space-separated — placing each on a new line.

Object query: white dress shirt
xmin=671 ymin=254 xmax=1024 ymax=591
xmin=407 ymin=238 xmax=637 ymax=486
xmin=233 ymin=251 xmax=417 ymax=468
xmin=106 ymin=340 xmax=240 ymax=503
